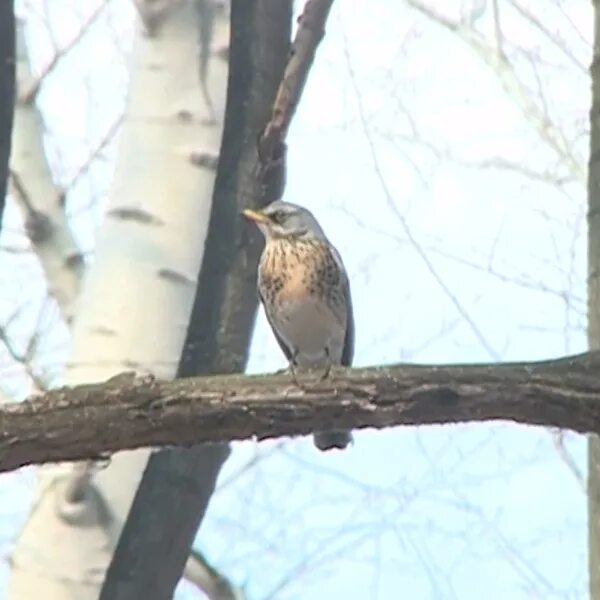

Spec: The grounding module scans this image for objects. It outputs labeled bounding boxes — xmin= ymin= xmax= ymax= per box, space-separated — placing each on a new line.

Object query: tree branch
xmin=11 ymin=22 xmax=84 ymax=323
xmin=258 ymin=0 xmax=333 ymax=148
xmin=257 ymin=0 xmax=335 ymax=197
xmin=185 ymin=548 xmax=243 ymax=600
xmin=19 ymin=2 xmax=107 ymax=104
xmin=0 ymin=0 xmax=15 ymax=233
xmin=406 ymin=0 xmax=585 ymax=184
xmin=2 ymin=351 xmax=600 ymax=474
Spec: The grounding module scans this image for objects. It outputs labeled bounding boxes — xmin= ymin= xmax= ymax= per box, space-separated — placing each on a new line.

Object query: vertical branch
xmin=10 ymin=21 xmax=84 ymax=323
xmin=0 ymin=0 xmax=15 ymax=232
xmin=258 ymin=0 xmax=334 ymax=189
xmin=589 ymin=3 xmax=600 ymax=599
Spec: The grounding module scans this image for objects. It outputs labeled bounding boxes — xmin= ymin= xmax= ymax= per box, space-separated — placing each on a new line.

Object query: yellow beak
xmin=242 ymin=208 xmax=270 ymax=224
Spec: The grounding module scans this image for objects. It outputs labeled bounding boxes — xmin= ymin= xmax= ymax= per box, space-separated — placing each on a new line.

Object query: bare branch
xmin=1 ymin=352 xmax=600 ymax=474
xmin=257 ymin=0 xmax=335 ymax=194
xmin=11 ymin=23 xmax=85 ymax=323
xmin=65 ymin=115 xmax=122 ymax=191
xmin=184 ymin=548 xmax=243 ymax=600
xmin=505 ymin=0 xmax=588 ymax=75
xmin=20 ymin=3 xmax=108 ymax=104
xmin=406 ymin=0 xmax=585 ymax=184
xmin=8 ymin=170 xmax=84 ymax=323
xmin=0 ymin=320 xmax=49 ymax=392
xmin=551 ymin=430 xmax=585 ymax=491
xmin=341 ymin=27 xmax=500 ymax=360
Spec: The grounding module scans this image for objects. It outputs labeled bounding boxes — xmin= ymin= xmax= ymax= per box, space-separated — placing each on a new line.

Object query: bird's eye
xmin=270 ymin=210 xmax=286 ymax=224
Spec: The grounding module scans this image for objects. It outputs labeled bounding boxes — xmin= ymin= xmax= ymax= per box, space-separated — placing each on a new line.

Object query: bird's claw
xmin=288 ymin=364 xmax=331 ymax=390
xmin=318 ymin=363 xmax=331 ymax=382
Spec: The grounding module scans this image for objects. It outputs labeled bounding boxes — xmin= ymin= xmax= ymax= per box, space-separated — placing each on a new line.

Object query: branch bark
xmin=257 ymin=0 xmax=334 ymax=186
xmin=588 ymin=2 xmax=600 ymax=598
xmin=1 ymin=351 xmax=600 ymax=474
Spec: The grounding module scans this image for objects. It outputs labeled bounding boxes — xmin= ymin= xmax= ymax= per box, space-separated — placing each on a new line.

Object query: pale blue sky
xmin=0 ymin=1 xmax=592 ymax=598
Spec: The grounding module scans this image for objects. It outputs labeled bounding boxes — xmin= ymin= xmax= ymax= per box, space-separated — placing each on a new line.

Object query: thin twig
xmin=65 ymin=115 xmax=123 ymax=191
xmin=405 ymin=0 xmax=585 ymax=184
xmin=0 ymin=324 xmax=47 ymax=392
xmin=340 ymin=22 xmax=500 ymax=360
xmin=184 ymin=548 xmax=244 ymax=600
xmin=20 ymin=2 xmax=109 ymax=104
xmin=551 ymin=430 xmax=585 ymax=492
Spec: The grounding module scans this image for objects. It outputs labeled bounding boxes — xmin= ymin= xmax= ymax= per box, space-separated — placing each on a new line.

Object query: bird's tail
xmin=313 ymin=430 xmax=353 ymax=452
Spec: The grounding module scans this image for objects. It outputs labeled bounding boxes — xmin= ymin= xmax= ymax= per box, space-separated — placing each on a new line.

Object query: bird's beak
xmin=242 ymin=208 xmax=270 ymax=224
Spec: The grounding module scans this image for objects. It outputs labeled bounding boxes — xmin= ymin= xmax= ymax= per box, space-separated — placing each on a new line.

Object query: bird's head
xmin=243 ymin=201 xmax=326 ymax=240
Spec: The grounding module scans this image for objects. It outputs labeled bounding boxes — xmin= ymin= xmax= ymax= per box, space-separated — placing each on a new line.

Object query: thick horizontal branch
xmin=2 ymin=351 xmax=600 ymax=473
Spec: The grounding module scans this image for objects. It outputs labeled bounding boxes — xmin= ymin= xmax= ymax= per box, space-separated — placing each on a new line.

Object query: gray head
xmin=243 ymin=200 xmax=326 ymax=240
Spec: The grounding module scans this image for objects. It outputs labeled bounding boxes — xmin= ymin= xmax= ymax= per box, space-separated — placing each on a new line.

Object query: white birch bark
xmin=10 ymin=21 xmax=83 ymax=324
xmin=7 ymin=3 xmax=229 ymax=598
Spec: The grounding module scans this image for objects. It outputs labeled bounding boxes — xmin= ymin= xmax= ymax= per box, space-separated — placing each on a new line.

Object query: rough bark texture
xmin=99 ymin=2 xmax=292 ymax=598
xmin=589 ymin=2 xmax=600 ymax=598
xmin=99 ymin=446 xmax=229 ymax=600
xmin=258 ymin=0 xmax=334 ymax=158
xmin=0 ymin=1 xmax=15 ymax=229
xmin=1 ymin=352 xmax=600 ymax=472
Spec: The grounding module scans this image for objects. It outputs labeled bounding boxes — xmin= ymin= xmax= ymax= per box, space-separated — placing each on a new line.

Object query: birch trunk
xmin=100 ymin=2 xmax=291 ymax=595
xmin=7 ymin=2 xmax=228 ymax=598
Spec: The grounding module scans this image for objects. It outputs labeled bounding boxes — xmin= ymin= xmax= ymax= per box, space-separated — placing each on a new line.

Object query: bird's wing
xmin=258 ymin=288 xmax=294 ymax=363
xmin=330 ymin=245 xmax=355 ymax=367
xmin=341 ymin=284 xmax=355 ymax=367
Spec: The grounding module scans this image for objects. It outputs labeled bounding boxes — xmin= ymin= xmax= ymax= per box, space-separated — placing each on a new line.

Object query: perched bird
xmin=243 ymin=200 xmax=354 ymax=451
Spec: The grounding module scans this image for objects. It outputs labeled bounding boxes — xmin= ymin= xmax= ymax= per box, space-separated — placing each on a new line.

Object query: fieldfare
xmin=243 ymin=200 xmax=354 ymax=451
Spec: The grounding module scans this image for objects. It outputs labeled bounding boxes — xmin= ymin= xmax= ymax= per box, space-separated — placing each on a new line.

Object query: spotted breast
xmin=258 ymin=237 xmax=348 ymax=368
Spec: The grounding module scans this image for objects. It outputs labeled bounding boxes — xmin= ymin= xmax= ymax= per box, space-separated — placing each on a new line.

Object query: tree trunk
xmin=7 ymin=3 xmax=228 ymax=598
xmin=0 ymin=0 xmax=15 ymax=230
xmin=589 ymin=2 xmax=600 ymax=598
xmin=99 ymin=2 xmax=292 ymax=598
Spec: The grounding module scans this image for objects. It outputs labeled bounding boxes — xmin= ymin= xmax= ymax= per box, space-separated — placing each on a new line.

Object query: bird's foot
xmin=290 ymin=366 xmax=330 ymax=390
xmin=274 ymin=362 xmax=304 ymax=387
xmin=282 ymin=350 xmax=332 ymax=390
xmin=317 ymin=363 xmax=331 ymax=382
xmin=317 ymin=347 xmax=332 ymax=382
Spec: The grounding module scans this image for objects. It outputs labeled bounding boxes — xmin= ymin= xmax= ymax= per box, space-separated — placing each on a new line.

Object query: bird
xmin=243 ymin=200 xmax=354 ymax=451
